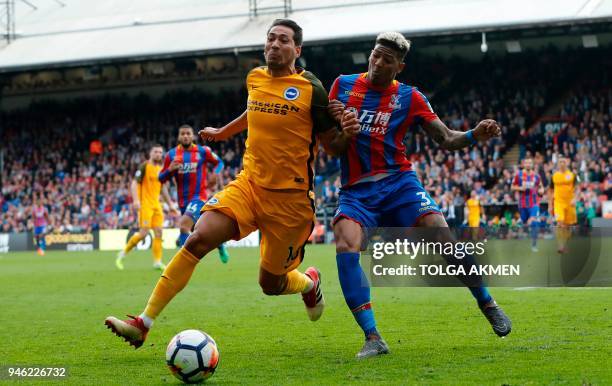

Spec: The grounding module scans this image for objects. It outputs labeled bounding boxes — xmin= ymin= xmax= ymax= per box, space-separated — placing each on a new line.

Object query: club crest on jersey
xmin=207 ymin=197 xmax=219 ymax=205
xmin=389 ymin=94 xmax=402 ymax=109
xmin=284 ymin=87 xmax=300 ymax=101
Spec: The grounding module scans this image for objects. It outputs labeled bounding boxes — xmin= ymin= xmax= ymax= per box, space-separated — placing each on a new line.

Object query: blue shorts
xmin=333 ymin=172 xmax=441 ymax=228
xmin=519 ymin=206 xmax=540 ymax=223
xmin=181 ymin=199 xmax=206 ymax=223
xmin=34 ymin=226 xmax=46 ymax=235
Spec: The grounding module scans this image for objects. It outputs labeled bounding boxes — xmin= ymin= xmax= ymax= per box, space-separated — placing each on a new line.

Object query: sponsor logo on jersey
xmin=178 ymin=162 xmax=198 ymax=174
xmin=351 ymin=108 xmax=392 ymax=135
xmin=344 ymin=90 xmax=365 ymax=99
xmin=247 ymin=99 xmax=300 ymax=115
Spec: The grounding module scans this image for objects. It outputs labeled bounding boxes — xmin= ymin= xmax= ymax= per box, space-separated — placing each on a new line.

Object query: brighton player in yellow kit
xmin=465 ymin=191 xmax=484 ymax=239
xmin=549 ymin=157 xmax=578 ymax=254
xmin=115 ymin=144 xmax=178 ymax=270
xmin=105 ymin=19 xmax=359 ymax=348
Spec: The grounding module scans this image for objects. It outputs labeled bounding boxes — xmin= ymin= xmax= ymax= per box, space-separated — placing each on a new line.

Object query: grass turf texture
xmin=1 ymin=244 xmax=610 ymax=385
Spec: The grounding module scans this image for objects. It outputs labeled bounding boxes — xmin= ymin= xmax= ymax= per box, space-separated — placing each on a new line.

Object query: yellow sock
xmin=281 ymin=270 xmax=312 ymax=295
xmin=152 ymin=237 xmax=162 ymax=263
xmin=562 ymin=227 xmax=572 ymax=244
xmin=556 ymin=226 xmax=571 ymax=249
xmin=143 ymin=248 xmax=200 ymax=320
xmin=124 ymin=233 xmax=144 ymax=254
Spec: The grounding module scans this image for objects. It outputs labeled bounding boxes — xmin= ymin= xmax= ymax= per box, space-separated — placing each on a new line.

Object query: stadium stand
xmin=1 ymin=44 xmax=610 ymax=234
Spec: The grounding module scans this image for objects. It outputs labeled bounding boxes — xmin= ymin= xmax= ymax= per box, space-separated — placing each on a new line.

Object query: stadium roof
xmin=0 ymin=0 xmax=610 ymax=71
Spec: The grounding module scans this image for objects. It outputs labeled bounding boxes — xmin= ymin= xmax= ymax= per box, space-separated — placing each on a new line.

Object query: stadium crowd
xmin=0 ymin=46 xmax=609 ymax=234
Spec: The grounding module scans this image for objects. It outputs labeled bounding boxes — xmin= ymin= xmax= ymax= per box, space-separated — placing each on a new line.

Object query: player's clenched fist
xmin=473 ymin=119 xmax=501 ymax=141
xmin=169 ymin=160 xmax=181 ymax=172
xmin=341 ymin=110 xmax=360 ymax=138
xmin=199 ymin=127 xmax=223 ymax=142
xmin=328 ymin=99 xmax=345 ymax=123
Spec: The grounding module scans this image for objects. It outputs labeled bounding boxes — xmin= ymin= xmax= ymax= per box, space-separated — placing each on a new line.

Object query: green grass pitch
xmin=1 ymin=244 xmax=611 ymax=385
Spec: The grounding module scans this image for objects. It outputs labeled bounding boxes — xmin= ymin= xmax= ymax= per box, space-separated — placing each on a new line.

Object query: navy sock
xmin=177 ymin=232 xmax=189 ymax=247
xmin=454 ymin=252 xmax=493 ymax=306
xmin=336 ymin=252 xmax=378 ymax=337
xmin=530 ymin=222 xmax=538 ymax=247
xmin=469 ymin=286 xmax=492 ymax=306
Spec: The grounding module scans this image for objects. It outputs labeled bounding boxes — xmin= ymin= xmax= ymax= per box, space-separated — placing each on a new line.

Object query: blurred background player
xmin=32 ymin=197 xmax=49 ymax=256
xmin=158 ymin=124 xmax=229 ymax=263
xmin=549 ymin=156 xmax=578 ymax=254
xmin=465 ymin=190 xmax=485 ymax=239
xmin=328 ymin=32 xmax=511 ymax=359
xmin=116 ymin=144 xmax=178 ymax=270
xmin=512 ymin=157 xmax=544 ymax=252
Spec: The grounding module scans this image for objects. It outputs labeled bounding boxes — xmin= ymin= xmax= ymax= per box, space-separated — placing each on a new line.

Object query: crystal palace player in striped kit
xmin=512 ymin=157 xmax=544 ymax=252
xmin=328 ymin=32 xmax=512 ymax=358
xmin=158 ymin=124 xmax=229 ymax=263
xmin=32 ymin=197 xmax=49 ymax=256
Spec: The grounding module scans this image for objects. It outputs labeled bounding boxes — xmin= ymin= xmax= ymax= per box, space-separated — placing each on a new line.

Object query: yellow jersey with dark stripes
xmin=243 ymin=66 xmax=334 ymax=191
xmin=135 ymin=161 xmax=162 ymax=209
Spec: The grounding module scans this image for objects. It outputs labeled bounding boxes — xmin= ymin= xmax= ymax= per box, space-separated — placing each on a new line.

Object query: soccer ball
xmin=166 ymin=329 xmax=219 ymax=383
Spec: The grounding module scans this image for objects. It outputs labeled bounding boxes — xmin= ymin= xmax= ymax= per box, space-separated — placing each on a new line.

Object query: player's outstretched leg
xmin=105 ymin=211 xmax=237 ymax=348
xmin=417 ymin=214 xmax=512 ymax=337
xmin=258 ymin=266 xmax=324 ymax=321
xmin=335 ymin=219 xmax=389 ymax=359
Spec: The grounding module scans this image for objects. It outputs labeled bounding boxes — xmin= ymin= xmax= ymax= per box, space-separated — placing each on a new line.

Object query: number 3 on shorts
xmin=416 ymin=191 xmax=431 ymax=207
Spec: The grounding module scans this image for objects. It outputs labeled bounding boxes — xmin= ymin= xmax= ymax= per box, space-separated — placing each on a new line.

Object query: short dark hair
xmin=268 ymin=19 xmax=303 ymax=46
xmin=178 ymin=124 xmax=193 ymax=133
xmin=151 ymin=143 xmax=163 ymax=150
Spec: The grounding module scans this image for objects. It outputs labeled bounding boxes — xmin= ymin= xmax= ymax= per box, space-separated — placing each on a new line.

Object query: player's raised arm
xmin=412 ymin=88 xmax=501 ymax=150
xmin=423 ymin=117 xmax=501 ymax=151
xmin=199 ymin=110 xmax=248 ymax=142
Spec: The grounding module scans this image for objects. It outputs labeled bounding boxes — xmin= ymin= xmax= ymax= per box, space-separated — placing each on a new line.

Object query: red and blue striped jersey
xmin=512 ymin=170 xmax=541 ymax=208
xmin=33 ymin=205 xmax=47 ymax=227
xmin=159 ymin=144 xmax=223 ymax=208
xmin=329 ymin=73 xmax=438 ymax=187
